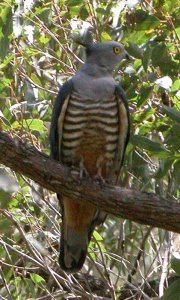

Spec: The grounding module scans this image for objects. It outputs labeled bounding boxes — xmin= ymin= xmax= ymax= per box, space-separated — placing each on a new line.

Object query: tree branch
xmin=0 ymin=131 xmax=180 ymax=233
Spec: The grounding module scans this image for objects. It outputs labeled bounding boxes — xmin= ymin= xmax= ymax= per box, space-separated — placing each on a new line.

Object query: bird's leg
xmin=79 ymin=156 xmax=89 ymax=179
xmin=69 ymin=156 xmax=89 ymax=183
xmin=94 ymin=155 xmax=105 ymax=184
xmin=70 ymin=165 xmax=80 ymax=180
xmin=105 ymin=159 xmax=115 ymax=184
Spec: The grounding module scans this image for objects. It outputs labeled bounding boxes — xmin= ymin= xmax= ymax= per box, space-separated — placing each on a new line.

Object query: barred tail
xmin=59 ymin=196 xmax=106 ymax=273
xmin=59 ymin=224 xmax=89 ymax=273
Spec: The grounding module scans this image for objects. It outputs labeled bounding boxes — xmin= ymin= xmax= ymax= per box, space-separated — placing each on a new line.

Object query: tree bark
xmin=0 ymin=131 xmax=180 ymax=233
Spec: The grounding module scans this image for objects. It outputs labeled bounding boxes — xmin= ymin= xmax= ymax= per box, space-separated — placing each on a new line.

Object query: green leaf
xmin=39 ymin=36 xmax=50 ymax=45
xmin=134 ymin=11 xmax=160 ymax=30
xmin=151 ymin=43 xmax=173 ymax=74
xmin=0 ymin=37 xmax=9 ymax=59
xmin=133 ymin=108 xmax=156 ymax=122
xmin=0 ymin=6 xmax=13 ymax=59
xmin=88 ymin=242 xmax=96 ymax=260
xmin=131 ymin=135 xmax=166 ymax=152
xmin=0 ymin=6 xmax=12 ymax=35
xmin=126 ymin=42 xmax=143 ymax=59
xmin=0 ymin=55 xmax=13 ymax=69
xmin=171 ymin=254 xmax=180 ymax=276
xmin=79 ymin=6 xmax=89 ymax=19
xmin=161 ymin=0 xmax=177 ymax=13
xmin=67 ymin=0 xmax=83 ymax=6
xmin=0 ymin=218 xmax=12 ymax=233
xmin=142 ymin=45 xmax=152 ymax=71
xmin=93 ymin=230 xmax=103 ymax=241
xmin=30 ymin=273 xmax=45 ymax=285
xmin=35 ymin=7 xmax=51 ymax=23
xmin=12 ymin=119 xmax=47 ymax=132
xmin=171 ymin=79 xmax=180 ymax=92
xmin=96 ymin=8 xmax=107 ymax=15
xmin=165 ymin=124 xmax=180 ymax=151
xmin=140 ymin=15 xmax=160 ymax=30
xmin=31 ymin=74 xmax=42 ymax=87
xmin=0 ymin=189 xmax=15 ymax=210
xmin=101 ymin=31 xmax=112 ymax=41
xmin=162 ymin=105 xmax=180 ymax=123
xmin=161 ymin=279 xmax=180 ymax=300
xmin=155 ymin=159 xmax=173 ymax=179
xmin=137 ymin=84 xmax=154 ymax=107
xmin=24 ymin=278 xmax=36 ymax=298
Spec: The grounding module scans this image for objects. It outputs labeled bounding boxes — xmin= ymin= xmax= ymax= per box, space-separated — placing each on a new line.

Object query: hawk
xmin=50 ymin=41 xmax=130 ymax=273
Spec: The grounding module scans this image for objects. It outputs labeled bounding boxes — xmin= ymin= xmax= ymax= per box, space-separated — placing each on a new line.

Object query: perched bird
xmin=50 ymin=40 xmax=130 ymax=273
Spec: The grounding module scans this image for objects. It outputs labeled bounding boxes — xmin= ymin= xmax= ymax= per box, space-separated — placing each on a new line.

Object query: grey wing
xmin=49 ymin=79 xmax=73 ymax=161
xmin=113 ymin=85 xmax=130 ymax=184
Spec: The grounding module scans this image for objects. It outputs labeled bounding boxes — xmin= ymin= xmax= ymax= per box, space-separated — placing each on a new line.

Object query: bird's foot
xmin=79 ymin=164 xmax=89 ymax=180
xmin=93 ymin=172 xmax=106 ymax=187
xmin=70 ymin=166 xmax=81 ymax=181
xmin=94 ymin=155 xmax=106 ymax=186
xmin=94 ymin=173 xmax=105 ymax=182
xmin=70 ymin=163 xmax=89 ymax=184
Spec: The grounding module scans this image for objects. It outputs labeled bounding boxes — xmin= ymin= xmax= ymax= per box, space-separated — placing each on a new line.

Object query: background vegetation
xmin=0 ymin=0 xmax=179 ymax=299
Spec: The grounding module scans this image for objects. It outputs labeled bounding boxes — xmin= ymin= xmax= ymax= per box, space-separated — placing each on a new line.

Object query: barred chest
xmin=61 ymin=91 xmax=119 ymax=179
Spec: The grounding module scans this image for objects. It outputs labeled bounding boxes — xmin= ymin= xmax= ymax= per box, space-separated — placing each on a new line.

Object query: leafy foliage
xmin=0 ymin=0 xmax=179 ymax=299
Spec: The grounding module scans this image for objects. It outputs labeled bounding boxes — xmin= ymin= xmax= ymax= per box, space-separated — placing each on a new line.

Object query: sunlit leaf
xmin=67 ymin=0 xmax=84 ymax=6
xmin=12 ymin=119 xmax=47 ymax=132
xmin=30 ymin=273 xmax=45 ymax=285
xmin=101 ymin=31 xmax=112 ymax=41
xmin=31 ymin=74 xmax=42 ymax=87
xmin=0 ymin=6 xmax=13 ymax=59
xmin=93 ymin=230 xmax=103 ymax=241
xmin=171 ymin=79 xmax=180 ymax=92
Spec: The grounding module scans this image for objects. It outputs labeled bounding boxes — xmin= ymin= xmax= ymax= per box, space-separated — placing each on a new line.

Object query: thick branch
xmin=0 ymin=132 xmax=180 ymax=233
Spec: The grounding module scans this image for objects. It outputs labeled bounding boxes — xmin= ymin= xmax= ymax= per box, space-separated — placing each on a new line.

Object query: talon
xmin=93 ymin=174 xmax=106 ymax=184
xmin=94 ymin=155 xmax=106 ymax=184
xmin=70 ymin=166 xmax=80 ymax=180
xmin=79 ymin=157 xmax=89 ymax=179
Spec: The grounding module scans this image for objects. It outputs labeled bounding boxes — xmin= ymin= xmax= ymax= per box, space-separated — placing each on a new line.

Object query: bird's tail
xmin=59 ymin=197 xmax=103 ymax=273
xmin=59 ymin=223 xmax=91 ymax=273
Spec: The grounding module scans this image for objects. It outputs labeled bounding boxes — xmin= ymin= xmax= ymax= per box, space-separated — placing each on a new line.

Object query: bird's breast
xmin=61 ymin=91 xmax=119 ymax=177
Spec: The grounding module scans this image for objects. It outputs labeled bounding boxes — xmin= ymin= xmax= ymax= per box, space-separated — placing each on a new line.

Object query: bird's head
xmin=85 ymin=41 xmax=129 ymax=72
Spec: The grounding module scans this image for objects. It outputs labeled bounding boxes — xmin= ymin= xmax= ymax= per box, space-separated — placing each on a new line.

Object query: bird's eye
xmin=113 ymin=46 xmax=121 ymax=54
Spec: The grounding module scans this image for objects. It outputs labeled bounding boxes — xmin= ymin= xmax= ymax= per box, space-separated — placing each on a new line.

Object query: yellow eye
xmin=113 ymin=46 xmax=121 ymax=54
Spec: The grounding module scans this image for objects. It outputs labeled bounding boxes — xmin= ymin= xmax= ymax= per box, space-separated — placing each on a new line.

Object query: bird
xmin=49 ymin=40 xmax=130 ymax=273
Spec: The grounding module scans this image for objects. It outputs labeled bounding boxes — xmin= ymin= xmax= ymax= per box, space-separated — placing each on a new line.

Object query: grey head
xmin=73 ymin=41 xmax=128 ymax=100
xmin=83 ymin=41 xmax=129 ymax=73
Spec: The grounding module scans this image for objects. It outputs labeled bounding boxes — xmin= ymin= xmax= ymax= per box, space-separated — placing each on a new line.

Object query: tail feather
xmin=59 ymin=196 xmax=106 ymax=273
xmin=59 ymin=225 xmax=89 ymax=273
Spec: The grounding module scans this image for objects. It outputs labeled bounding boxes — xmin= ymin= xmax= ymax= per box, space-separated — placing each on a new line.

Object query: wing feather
xmin=114 ymin=85 xmax=130 ymax=184
xmin=49 ymin=79 xmax=73 ymax=161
